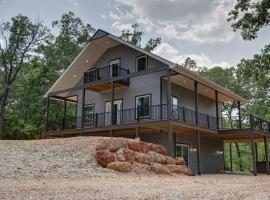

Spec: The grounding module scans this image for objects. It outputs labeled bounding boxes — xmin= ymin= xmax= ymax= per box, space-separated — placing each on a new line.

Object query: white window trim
xmin=135 ymin=94 xmax=151 ymax=119
xmin=136 ymin=55 xmax=148 ymax=72
xmin=176 ymin=143 xmax=189 ymax=165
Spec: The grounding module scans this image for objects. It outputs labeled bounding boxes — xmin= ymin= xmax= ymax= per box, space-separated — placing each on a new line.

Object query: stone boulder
xmin=165 ymin=156 xmax=175 ymax=165
xmin=151 ymin=163 xmax=171 ymax=174
xmin=95 ymin=150 xmax=116 ymax=167
xmin=134 ymin=152 xmax=151 ymax=165
xmin=107 ymin=161 xmax=132 ymax=172
xmin=149 ymin=143 xmax=167 ymax=155
xmin=148 ymin=151 xmax=166 ymax=164
xmin=116 ymin=148 xmax=135 ymax=162
xmin=96 ymin=138 xmax=128 ymax=152
xmin=131 ymin=162 xmax=151 ymax=174
xmin=128 ymin=141 xmax=149 ymax=153
xmin=175 ymin=157 xmax=185 ymax=165
xmin=166 ymin=164 xmax=192 ymax=175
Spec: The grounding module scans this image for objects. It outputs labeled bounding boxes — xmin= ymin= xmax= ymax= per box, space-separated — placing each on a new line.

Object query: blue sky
xmin=0 ymin=0 xmax=269 ymax=68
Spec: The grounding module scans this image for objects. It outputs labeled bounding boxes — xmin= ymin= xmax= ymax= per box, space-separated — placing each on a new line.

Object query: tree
xmin=0 ymin=15 xmax=49 ymax=136
xmin=228 ymin=0 xmax=270 ymax=40
xmin=183 ymin=57 xmax=198 ymax=71
xmin=120 ymin=23 xmax=161 ymax=52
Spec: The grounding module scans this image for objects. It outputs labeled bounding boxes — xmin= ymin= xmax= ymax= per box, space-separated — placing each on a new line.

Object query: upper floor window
xmin=136 ymin=55 xmax=148 ymax=72
xmin=136 ymin=94 xmax=151 ymax=119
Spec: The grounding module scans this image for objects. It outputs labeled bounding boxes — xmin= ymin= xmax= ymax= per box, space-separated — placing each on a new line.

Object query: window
xmin=84 ymin=104 xmax=94 ymax=124
xmin=109 ymin=58 xmax=120 ymax=77
xmin=176 ymin=144 xmax=189 ymax=165
xmin=136 ymin=55 xmax=147 ymax=72
xmin=171 ymin=96 xmax=178 ymax=119
xmin=136 ymin=94 xmax=151 ymax=119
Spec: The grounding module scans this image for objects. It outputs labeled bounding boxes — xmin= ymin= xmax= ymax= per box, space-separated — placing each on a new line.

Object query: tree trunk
xmin=0 ymin=86 xmax=11 ymax=137
xmin=235 ymin=143 xmax=243 ymax=171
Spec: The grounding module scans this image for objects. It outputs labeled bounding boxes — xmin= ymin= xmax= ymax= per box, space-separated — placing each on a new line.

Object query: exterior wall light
xmin=216 ymin=150 xmax=223 ymax=155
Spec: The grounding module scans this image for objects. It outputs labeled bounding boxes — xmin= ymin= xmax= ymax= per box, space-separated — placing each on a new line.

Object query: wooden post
xmin=167 ymin=70 xmax=174 ymax=157
xmin=215 ymin=91 xmax=219 ymax=129
xmin=238 ymin=101 xmax=241 ymax=129
xmin=135 ymin=127 xmax=139 ymax=139
xmin=196 ymin=130 xmax=201 ymax=175
xmin=45 ymin=96 xmax=50 ymax=132
xmin=62 ymin=99 xmax=67 ymax=130
xmin=229 ymin=142 xmax=233 ymax=172
xmin=81 ymin=88 xmax=85 ymax=130
xmin=194 ymin=81 xmax=198 ymax=125
xmin=110 ymin=81 xmax=114 ymax=137
xmin=251 ymin=137 xmax=257 ymax=176
xmin=264 ymin=136 xmax=270 ymax=175
xmin=255 ymin=142 xmax=259 ymax=162
xmin=160 ymin=76 xmax=163 ymax=120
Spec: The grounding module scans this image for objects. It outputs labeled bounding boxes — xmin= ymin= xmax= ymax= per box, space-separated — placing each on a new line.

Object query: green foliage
xmin=228 ymin=0 xmax=270 ymax=40
xmin=120 ymin=23 xmax=161 ymax=52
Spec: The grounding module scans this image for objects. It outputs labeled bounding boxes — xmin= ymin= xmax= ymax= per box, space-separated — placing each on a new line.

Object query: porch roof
xmin=45 ymin=29 xmax=246 ymax=103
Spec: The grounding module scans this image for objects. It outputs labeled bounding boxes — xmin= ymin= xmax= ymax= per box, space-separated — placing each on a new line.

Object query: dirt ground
xmin=0 ymin=174 xmax=270 ymax=200
xmin=0 ymin=137 xmax=269 ymax=200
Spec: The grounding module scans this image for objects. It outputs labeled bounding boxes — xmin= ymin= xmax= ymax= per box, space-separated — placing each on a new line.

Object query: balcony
xmin=84 ymin=65 xmax=129 ymax=92
xmin=85 ymin=104 xmax=218 ymax=131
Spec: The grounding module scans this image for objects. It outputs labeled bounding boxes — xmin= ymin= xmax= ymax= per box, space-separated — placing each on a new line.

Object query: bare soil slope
xmin=0 ymin=137 xmax=269 ymax=200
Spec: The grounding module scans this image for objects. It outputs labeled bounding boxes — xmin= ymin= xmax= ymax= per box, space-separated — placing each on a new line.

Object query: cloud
xmin=153 ymin=43 xmax=230 ymax=68
xmin=69 ymin=0 xmax=79 ymax=6
xmin=109 ymin=0 xmax=236 ymax=43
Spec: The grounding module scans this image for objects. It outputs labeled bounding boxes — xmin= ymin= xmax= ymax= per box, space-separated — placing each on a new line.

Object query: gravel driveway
xmin=0 ymin=137 xmax=269 ymax=200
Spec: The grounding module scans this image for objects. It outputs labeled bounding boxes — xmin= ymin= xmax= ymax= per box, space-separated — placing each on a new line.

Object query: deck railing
xmin=220 ymin=114 xmax=270 ymax=134
xmin=85 ymin=104 xmax=218 ymax=130
xmin=84 ymin=65 xmax=129 ymax=84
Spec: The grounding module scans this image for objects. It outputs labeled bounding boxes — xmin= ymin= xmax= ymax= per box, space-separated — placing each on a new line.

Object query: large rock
xmin=116 ymin=148 xmax=135 ymax=162
xmin=166 ymin=164 xmax=192 ymax=176
xmin=95 ymin=150 xmax=116 ymax=167
xmin=134 ymin=152 xmax=151 ymax=165
xmin=165 ymin=156 xmax=175 ymax=165
xmin=149 ymin=143 xmax=167 ymax=155
xmin=148 ymin=151 xmax=166 ymax=164
xmin=128 ymin=141 xmax=149 ymax=153
xmin=131 ymin=162 xmax=151 ymax=174
xmin=96 ymin=138 xmax=128 ymax=152
xmin=175 ymin=157 xmax=185 ymax=165
xmin=151 ymin=163 xmax=171 ymax=174
xmin=107 ymin=161 xmax=132 ymax=172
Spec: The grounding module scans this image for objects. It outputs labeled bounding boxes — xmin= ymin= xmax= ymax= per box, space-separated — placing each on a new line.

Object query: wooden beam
xmin=196 ymin=130 xmax=201 ymax=175
xmin=264 ymin=136 xmax=270 ymax=175
xmin=238 ymin=101 xmax=242 ymax=129
xmin=251 ymin=137 xmax=257 ymax=176
xmin=229 ymin=143 xmax=233 ymax=172
xmin=62 ymin=99 xmax=67 ymax=130
xmin=81 ymin=88 xmax=86 ymax=129
xmin=45 ymin=97 xmax=50 ymax=132
xmin=167 ymin=70 xmax=174 ymax=157
xmin=194 ymin=81 xmax=198 ymax=125
xmin=215 ymin=91 xmax=219 ymax=130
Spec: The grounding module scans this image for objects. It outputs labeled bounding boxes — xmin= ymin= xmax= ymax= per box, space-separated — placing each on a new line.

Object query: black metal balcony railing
xmin=47 ymin=115 xmax=78 ymax=131
xmin=85 ymin=104 xmax=218 ymax=130
xmin=220 ymin=115 xmax=270 ymax=134
xmin=84 ymin=65 xmax=129 ymax=84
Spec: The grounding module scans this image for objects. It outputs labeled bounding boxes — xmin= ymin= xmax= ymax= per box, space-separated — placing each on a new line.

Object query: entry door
xmin=105 ymin=100 xmax=122 ymax=125
xmin=109 ymin=59 xmax=120 ymax=77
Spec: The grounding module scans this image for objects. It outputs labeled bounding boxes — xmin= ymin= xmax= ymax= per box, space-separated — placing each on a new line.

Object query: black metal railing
xmin=47 ymin=114 xmax=78 ymax=131
xmin=220 ymin=114 xmax=270 ymax=134
xmin=84 ymin=65 xmax=129 ymax=84
xmin=84 ymin=104 xmax=218 ymax=130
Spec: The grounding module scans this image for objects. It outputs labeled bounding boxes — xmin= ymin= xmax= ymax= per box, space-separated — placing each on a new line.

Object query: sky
xmin=0 ymin=0 xmax=269 ymax=68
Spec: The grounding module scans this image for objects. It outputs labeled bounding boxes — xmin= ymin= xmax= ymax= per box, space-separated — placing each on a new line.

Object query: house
xmin=44 ymin=29 xmax=270 ymax=175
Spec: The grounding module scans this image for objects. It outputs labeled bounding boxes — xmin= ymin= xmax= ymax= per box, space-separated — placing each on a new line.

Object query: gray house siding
xmin=162 ymin=80 xmax=216 ymax=116
xmin=140 ymin=132 xmax=224 ymax=174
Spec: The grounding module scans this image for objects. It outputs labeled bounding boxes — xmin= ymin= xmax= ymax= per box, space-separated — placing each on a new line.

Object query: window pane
xmin=84 ymin=105 xmax=94 ymax=124
xmin=136 ymin=95 xmax=150 ymax=118
xmin=137 ymin=56 xmax=147 ymax=71
xmin=176 ymin=144 xmax=189 ymax=165
xmin=172 ymin=96 xmax=178 ymax=118
xmin=182 ymin=146 xmax=189 ymax=165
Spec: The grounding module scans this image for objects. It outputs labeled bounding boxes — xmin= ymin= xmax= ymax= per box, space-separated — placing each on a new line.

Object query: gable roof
xmin=45 ymin=29 xmax=245 ymax=102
